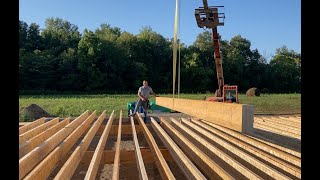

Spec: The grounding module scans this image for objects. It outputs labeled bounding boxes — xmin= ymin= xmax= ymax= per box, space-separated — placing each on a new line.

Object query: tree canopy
xmin=19 ymin=18 xmax=301 ymax=94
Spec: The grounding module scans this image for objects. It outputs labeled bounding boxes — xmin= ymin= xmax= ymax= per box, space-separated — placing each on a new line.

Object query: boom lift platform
xmin=195 ymin=0 xmax=239 ymax=103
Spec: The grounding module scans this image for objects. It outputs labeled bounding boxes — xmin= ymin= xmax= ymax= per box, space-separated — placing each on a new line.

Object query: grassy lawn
xmin=19 ymin=93 xmax=301 ymax=121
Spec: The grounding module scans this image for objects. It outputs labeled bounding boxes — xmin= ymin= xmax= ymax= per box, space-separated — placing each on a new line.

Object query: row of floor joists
xmin=19 ymin=111 xmax=301 ymax=180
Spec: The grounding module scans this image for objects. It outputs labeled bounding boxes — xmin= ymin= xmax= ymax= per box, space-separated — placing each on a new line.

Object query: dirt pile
xmin=246 ymin=87 xmax=261 ymax=96
xmin=19 ymin=104 xmax=51 ymax=121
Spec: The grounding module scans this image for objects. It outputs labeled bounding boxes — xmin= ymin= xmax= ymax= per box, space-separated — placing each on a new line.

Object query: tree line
xmin=19 ymin=18 xmax=301 ymax=94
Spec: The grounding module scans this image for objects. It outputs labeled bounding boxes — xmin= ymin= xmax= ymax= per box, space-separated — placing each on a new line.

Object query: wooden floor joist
xmin=19 ymin=110 xmax=90 ymax=179
xmin=250 ymin=130 xmax=301 ymax=155
xmin=255 ymin=116 xmax=301 ymax=129
xmin=266 ymin=116 xmax=301 ymax=125
xmin=92 ymin=124 xmax=142 ymax=136
xmin=112 ymin=110 xmax=123 ymax=180
xmin=276 ymin=116 xmax=301 ymax=123
xmin=54 ymin=110 xmax=107 ymax=180
xmin=19 ymin=117 xmax=59 ymax=144
xmin=85 ymin=110 xmax=115 ymax=180
xmin=19 ymin=122 xmax=31 ymax=127
xmin=177 ymin=118 xmax=294 ymax=179
xmin=19 ymin=117 xmax=45 ymax=135
xmin=202 ymin=119 xmax=301 ymax=164
xmin=80 ymin=149 xmax=173 ymax=164
xmin=136 ymin=114 xmax=175 ymax=180
xmin=254 ymin=123 xmax=301 ymax=139
xmin=190 ymin=118 xmax=301 ymax=178
xmin=19 ymin=117 xmax=70 ymax=159
xmin=255 ymin=118 xmax=301 ymax=134
xmin=130 ymin=111 xmax=148 ymax=180
xmin=161 ymin=117 xmax=234 ymax=180
xmin=248 ymin=134 xmax=301 ymax=158
xmin=167 ymin=117 xmax=261 ymax=179
xmin=23 ymin=111 xmax=97 ymax=180
xmin=19 ymin=109 xmax=301 ymax=179
xmin=156 ymin=97 xmax=254 ymax=133
xmin=151 ymin=117 xmax=206 ymax=180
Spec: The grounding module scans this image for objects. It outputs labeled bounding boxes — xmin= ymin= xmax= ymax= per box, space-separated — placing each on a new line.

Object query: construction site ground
xmin=19 ymin=110 xmax=301 ymax=180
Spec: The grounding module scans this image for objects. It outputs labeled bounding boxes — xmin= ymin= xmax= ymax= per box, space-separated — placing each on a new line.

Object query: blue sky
xmin=19 ymin=0 xmax=300 ymax=59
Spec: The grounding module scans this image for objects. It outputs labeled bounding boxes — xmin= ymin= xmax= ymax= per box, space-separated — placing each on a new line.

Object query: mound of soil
xmin=246 ymin=87 xmax=261 ymax=97
xmin=19 ymin=104 xmax=51 ymax=121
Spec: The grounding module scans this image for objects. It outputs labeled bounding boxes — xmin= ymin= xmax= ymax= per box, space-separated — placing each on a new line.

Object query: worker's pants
xmin=132 ymin=99 xmax=149 ymax=116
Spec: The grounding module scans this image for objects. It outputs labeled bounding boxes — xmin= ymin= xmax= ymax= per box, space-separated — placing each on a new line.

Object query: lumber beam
xmin=250 ymin=127 xmax=301 ymax=152
xmin=136 ymin=114 xmax=175 ymax=180
xmin=176 ymin=118 xmax=291 ymax=179
xmin=23 ymin=111 xmax=96 ymax=180
xmin=85 ymin=110 xmax=115 ymax=180
xmin=190 ymin=118 xmax=301 ymax=178
xmin=255 ymin=118 xmax=301 ymax=133
xmin=19 ymin=117 xmax=45 ymax=135
xmin=130 ymin=111 xmax=148 ymax=180
xmin=19 ymin=117 xmax=70 ymax=159
xmin=19 ymin=110 xmax=89 ymax=179
xmin=80 ymin=149 xmax=173 ymax=164
xmin=277 ymin=116 xmax=301 ymax=123
xmin=255 ymin=117 xmax=301 ymax=129
xmin=19 ymin=122 xmax=30 ymax=127
xmin=162 ymin=118 xmax=237 ymax=179
xmin=151 ymin=117 xmax=206 ymax=180
xmin=88 ymin=124 xmax=142 ymax=136
xmin=248 ymin=134 xmax=301 ymax=158
xmin=254 ymin=123 xmax=301 ymax=139
xmin=171 ymin=117 xmax=262 ymax=179
xmin=54 ymin=110 xmax=107 ymax=180
xmin=202 ymin=119 xmax=301 ymax=160
xmin=156 ymin=97 xmax=254 ymax=133
xmin=19 ymin=118 xmax=59 ymax=144
xmin=112 ymin=111 xmax=123 ymax=180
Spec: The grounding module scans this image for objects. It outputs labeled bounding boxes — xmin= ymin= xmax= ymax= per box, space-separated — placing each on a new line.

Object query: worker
xmin=226 ymin=92 xmax=236 ymax=102
xmin=226 ymin=92 xmax=234 ymax=100
xmin=130 ymin=80 xmax=157 ymax=119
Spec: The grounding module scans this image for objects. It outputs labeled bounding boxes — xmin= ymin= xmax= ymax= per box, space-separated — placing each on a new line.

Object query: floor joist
xmin=190 ymin=118 xmax=301 ymax=177
xmin=151 ymin=117 xmax=206 ymax=180
xmin=161 ymin=117 xmax=234 ymax=179
xmin=23 ymin=111 xmax=96 ymax=180
xmin=112 ymin=110 xmax=123 ymax=180
xmin=130 ymin=111 xmax=148 ymax=180
xmin=19 ymin=117 xmax=59 ymax=144
xmin=19 ymin=117 xmax=70 ymax=159
xmin=19 ymin=110 xmax=301 ymax=179
xmin=177 ymin=118 xmax=296 ymax=179
xmin=19 ymin=110 xmax=90 ymax=179
xmin=136 ymin=114 xmax=175 ymax=180
xmin=85 ymin=111 xmax=115 ymax=180
xmin=54 ymin=110 xmax=107 ymax=180
xmin=19 ymin=117 xmax=45 ymax=135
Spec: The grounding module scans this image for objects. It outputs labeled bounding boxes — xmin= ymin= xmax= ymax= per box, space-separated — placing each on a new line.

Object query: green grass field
xmin=19 ymin=93 xmax=301 ymax=121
